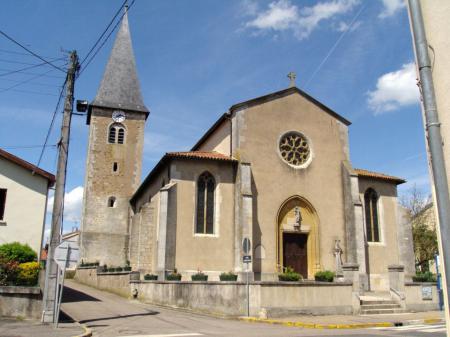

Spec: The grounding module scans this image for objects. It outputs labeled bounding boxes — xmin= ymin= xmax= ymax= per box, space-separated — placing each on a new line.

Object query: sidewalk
xmin=239 ymin=311 xmax=445 ymax=329
xmin=0 ymin=318 xmax=89 ymax=337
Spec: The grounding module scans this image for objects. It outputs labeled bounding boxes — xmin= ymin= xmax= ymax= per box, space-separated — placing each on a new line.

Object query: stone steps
xmin=360 ymin=300 xmax=397 ymax=305
xmin=360 ymin=293 xmax=404 ymax=315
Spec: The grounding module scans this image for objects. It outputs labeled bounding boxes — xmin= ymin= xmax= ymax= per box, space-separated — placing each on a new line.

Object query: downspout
xmin=408 ymin=0 xmax=450 ymax=324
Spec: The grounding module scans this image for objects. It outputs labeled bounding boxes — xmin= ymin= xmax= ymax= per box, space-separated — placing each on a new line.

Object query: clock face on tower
xmin=112 ymin=110 xmax=126 ymax=123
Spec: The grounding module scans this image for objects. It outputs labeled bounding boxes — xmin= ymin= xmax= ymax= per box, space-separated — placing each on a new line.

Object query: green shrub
xmin=107 ymin=267 xmax=115 ymax=272
xmin=191 ymin=271 xmax=208 ymax=281
xmin=124 ymin=266 xmax=132 ymax=271
xmin=412 ymin=271 xmax=436 ymax=282
xmin=314 ymin=270 xmax=335 ymax=282
xmin=219 ymin=272 xmax=238 ymax=281
xmin=144 ymin=274 xmax=158 ymax=280
xmin=166 ymin=272 xmax=182 ymax=281
xmin=278 ymin=266 xmax=302 ymax=282
xmin=65 ymin=270 xmax=76 ymax=279
xmin=115 ymin=267 xmax=123 ymax=272
xmin=0 ymin=242 xmax=37 ymax=263
xmin=16 ymin=262 xmax=40 ymax=286
xmin=0 ymin=256 xmax=19 ymax=286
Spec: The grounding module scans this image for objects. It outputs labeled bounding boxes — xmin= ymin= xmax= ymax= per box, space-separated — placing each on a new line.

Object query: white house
xmin=0 ymin=148 xmax=55 ymax=256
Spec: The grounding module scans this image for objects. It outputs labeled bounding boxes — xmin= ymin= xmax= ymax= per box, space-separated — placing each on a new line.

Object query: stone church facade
xmin=80 ymin=12 xmax=415 ymax=293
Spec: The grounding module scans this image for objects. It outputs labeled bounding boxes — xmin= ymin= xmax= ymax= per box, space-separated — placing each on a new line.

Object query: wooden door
xmin=283 ymin=233 xmax=308 ymax=278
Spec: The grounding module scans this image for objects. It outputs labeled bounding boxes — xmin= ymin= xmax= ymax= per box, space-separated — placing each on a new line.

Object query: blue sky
xmin=0 ymin=0 xmax=429 ymax=236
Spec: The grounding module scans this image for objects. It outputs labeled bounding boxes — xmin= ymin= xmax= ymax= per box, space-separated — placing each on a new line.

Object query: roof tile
xmin=166 ymin=151 xmax=236 ymax=162
xmin=355 ymin=168 xmax=405 ymax=184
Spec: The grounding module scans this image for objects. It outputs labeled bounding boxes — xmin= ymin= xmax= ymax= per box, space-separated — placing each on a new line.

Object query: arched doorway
xmin=277 ymin=196 xmax=320 ymax=279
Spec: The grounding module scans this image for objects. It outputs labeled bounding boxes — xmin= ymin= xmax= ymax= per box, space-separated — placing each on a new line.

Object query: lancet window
xmin=196 ymin=172 xmax=215 ymax=234
xmin=364 ymin=188 xmax=380 ymax=242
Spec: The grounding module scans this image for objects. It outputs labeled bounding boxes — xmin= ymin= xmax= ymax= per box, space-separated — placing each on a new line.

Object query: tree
xmin=401 ymin=185 xmax=437 ymax=272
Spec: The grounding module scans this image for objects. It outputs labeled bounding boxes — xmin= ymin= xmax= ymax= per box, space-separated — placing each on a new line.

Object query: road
xmin=61 ymin=280 xmax=445 ymax=337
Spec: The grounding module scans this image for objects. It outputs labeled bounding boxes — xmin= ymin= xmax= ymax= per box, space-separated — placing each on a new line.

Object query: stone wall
xmin=132 ymin=280 xmax=354 ymax=317
xmin=129 ymin=201 xmax=156 ymax=273
xmin=0 ymin=286 xmax=42 ymax=319
xmin=404 ymin=282 xmax=439 ymax=312
xmin=258 ymin=282 xmax=354 ymax=316
xmin=75 ymin=268 xmax=130 ymax=298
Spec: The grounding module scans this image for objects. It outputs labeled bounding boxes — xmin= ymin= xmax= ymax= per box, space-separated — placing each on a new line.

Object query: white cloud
xmin=367 ymin=62 xmax=420 ymax=114
xmin=244 ymin=0 xmax=360 ymax=40
xmin=378 ymin=0 xmax=405 ymax=18
xmin=47 ymin=186 xmax=84 ymax=223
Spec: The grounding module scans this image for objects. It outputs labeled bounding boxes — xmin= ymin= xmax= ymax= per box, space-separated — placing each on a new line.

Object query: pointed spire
xmin=92 ymin=10 xmax=148 ymax=113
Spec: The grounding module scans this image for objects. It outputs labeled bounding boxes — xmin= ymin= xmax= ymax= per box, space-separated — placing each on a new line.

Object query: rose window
xmin=279 ymin=132 xmax=310 ymax=167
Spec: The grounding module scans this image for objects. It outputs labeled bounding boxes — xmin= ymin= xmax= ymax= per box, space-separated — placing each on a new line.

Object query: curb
xmin=238 ymin=316 xmax=444 ymax=329
xmin=72 ymin=322 xmax=92 ymax=337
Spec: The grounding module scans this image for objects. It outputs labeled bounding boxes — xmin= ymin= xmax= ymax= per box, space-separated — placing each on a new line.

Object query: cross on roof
xmin=287 ymin=72 xmax=296 ymax=87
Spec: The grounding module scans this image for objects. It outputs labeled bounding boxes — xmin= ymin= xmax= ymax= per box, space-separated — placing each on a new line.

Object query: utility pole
xmin=42 ymin=51 xmax=79 ymax=324
xmin=408 ymin=1 xmax=450 ymax=334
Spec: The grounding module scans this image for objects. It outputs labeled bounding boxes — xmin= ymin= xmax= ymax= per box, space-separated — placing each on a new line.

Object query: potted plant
xmin=144 ymin=273 xmax=158 ymax=281
xmin=278 ymin=266 xmax=302 ymax=282
xmin=219 ymin=271 xmax=238 ymax=281
xmin=191 ymin=270 xmax=208 ymax=281
xmin=314 ymin=270 xmax=335 ymax=282
xmin=166 ymin=268 xmax=182 ymax=281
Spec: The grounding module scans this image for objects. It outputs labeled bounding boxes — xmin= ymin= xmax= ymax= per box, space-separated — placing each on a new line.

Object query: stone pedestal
xmin=343 ymin=263 xmax=360 ymax=291
xmin=388 ymin=264 xmax=405 ymax=292
xmin=342 ymin=263 xmax=361 ymax=314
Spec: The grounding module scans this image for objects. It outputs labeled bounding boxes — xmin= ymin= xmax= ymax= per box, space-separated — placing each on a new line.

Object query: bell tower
xmin=80 ymin=10 xmax=149 ymax=266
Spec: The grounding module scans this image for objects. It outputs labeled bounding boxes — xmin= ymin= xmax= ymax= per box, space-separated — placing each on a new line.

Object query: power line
xmin=0 ymin=69 xmax=55 ymax=93
xmin=0 ymin=77 xmax=60 ymax=88
xmin=0 ymin=57 xmax=66 ymax=77
xmin=0 ymin=144 xmax=57 ymax=150
xmin=0 ymin=58 xmax=48 ymax=66
xmin=0 ymin=48 xmax=57 ymax=58
xmin=36 ymin=78 xmax=67 ymax=167
xmin=78 ymin=0 xmax=136 ymax=77
xmin=0 ymin=87 xmax=58 ymax=96
xmin=0 ymin=29 xmax=66 ymax=73
xmin=79 ymin=0 xmax=129 ymax=66
xmin=0 ymin=67 xmax=64 ymax=79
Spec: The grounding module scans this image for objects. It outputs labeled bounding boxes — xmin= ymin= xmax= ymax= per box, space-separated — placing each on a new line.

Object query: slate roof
xmin=0 ymin=148 xmax=55 ymax=185
xmin=354 ymin=168 xmax=406 ymax=185
xmin=91 ymin=10 xmax=148 ymax=115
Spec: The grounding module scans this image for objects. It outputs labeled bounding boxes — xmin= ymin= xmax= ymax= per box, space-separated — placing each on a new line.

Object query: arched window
xmin=108 ymin=196 xmax=116 ymax=208
xmin=364 ymin=188 xmax=379 ymax=242
xmin=196 ymin=172 xmax=215 ymax=234
xmin=108 ymin=123 xmax=125 ymax=144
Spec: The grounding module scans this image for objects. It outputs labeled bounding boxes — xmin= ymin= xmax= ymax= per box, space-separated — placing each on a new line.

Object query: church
xmin=79 ymin=11 xmax=415 ymax=293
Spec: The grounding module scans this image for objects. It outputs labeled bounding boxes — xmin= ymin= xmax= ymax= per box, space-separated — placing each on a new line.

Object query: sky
xmin=0 ymin=0 xmax=430 ymax=239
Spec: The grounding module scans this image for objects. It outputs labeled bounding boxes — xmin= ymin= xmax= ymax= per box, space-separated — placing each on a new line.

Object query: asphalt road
xmin=61 ymin=280 xmax=446 ymax=337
